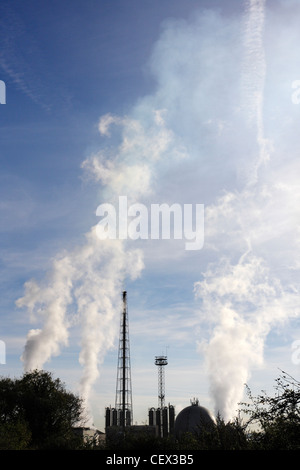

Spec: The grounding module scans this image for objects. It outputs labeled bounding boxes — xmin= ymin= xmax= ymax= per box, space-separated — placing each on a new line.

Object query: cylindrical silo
xmin=105 ymin=407 xmax=111 ymax=428
xmin=162 ymin=407 xmax=168 ymax=437
xmin=149 ymin=408 xmax=155 ymax=426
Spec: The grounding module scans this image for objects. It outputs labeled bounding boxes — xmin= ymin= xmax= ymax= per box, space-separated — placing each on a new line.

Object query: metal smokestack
xmin=115 ymin=291 xmax=133 ymax=430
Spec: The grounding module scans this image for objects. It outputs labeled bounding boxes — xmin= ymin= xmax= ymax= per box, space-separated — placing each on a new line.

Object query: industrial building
xmin=104 ymin=291 xmax=215 ymax=442
xmin=73 ymin=426 xmax=105 ymax=445
xmin=148 ymin=405 xmax=175 ymax=438
xmin=104 ymin=291 xmax=176 ymax=440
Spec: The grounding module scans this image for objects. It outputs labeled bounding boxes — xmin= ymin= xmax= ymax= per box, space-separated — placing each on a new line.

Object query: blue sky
xmin=1 ymin=0 xmax=300 ymax=431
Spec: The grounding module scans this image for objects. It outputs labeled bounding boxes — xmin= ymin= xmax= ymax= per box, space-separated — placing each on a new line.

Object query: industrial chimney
xmin=105 ymin=291 xmax=133 ymax=432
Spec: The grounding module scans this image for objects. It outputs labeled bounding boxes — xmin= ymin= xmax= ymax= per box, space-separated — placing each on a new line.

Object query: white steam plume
xmin=16 ymin=254 xmax=75 ymax=371
xmin=16 ymin=229 xmax=144 ymax=412
xmin=16 ymin=107 xmax=181 ymax=418
xmin=194 ymin=0 xmax=300 ymax=421
xmin=195 ymin=253 xmax=299 ymax=421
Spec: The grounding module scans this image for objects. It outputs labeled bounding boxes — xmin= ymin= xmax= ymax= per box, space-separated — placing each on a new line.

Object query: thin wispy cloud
xmin=0 ymin=2 xmax=71 ymax=111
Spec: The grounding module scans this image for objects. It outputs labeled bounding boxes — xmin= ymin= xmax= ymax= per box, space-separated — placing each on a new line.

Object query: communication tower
xmin=150 ymin=355 xmax=174 ymax=437
xmin=155 ymin=355 xmax=168 ymax=409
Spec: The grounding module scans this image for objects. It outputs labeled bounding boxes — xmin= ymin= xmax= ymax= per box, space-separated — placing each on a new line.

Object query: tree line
xmin=0 ymin=369 xmax=299 ymax=450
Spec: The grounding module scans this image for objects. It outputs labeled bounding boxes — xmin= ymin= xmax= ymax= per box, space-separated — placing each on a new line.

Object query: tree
xmin=241 ymin=371 xmax=300 ymax=450
xmin=0 ymin=370 xmax=86 ymax=449
xmin=0 ymin=419 xmax=31 ymax=450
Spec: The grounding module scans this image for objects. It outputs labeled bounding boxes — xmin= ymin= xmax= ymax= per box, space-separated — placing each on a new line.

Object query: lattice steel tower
xmin=155 ymin=355 xmax=168 ymax=408
xmin=115 ymin=291 xmax=133 ymax=429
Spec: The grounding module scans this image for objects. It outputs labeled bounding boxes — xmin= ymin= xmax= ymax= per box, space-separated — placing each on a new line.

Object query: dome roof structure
xmin=174 ymin=399 xmax=216 ymax=439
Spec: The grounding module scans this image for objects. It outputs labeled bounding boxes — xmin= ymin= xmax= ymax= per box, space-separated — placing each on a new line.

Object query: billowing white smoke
xmin=193 ymin=0 xmax=300 ymax=420
xmin=16 ymin=230 xmax=144 ymax=410
xmin=194 ymin=251 xmax=299 ymax=421
xmin=16 ymin=107 xmax=182 ymax=418
xmin=17 ymin=253 xmax=75 ymax=371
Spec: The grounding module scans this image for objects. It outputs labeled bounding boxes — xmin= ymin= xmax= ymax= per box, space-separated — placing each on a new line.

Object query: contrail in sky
xmin=241 ymin=0 xmax=270 ymax=185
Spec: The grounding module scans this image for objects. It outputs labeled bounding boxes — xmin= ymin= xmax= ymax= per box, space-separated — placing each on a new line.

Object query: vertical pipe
xmin=163 ymin=407 xmax=168 ymax=437
xmin=156 ymin=408 xmax=161 ymax=438
xmin=122 ymin=291 xmax=126 ymax=430
xmin=169 ymin=405 xmax=175 ymax=435
xmin=105 ymin=407 xmax=111 ymax=428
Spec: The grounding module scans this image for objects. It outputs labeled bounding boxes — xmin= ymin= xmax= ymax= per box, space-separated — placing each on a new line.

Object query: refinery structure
xmin=105 ymin=291 xmax=175 ymax=439
xmin=104 ymin=291 xmax=215 ymax=442
xmin=148 ymin=355 xmax=175 ymax=437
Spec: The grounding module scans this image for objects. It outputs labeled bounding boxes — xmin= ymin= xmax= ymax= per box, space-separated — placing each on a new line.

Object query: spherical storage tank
xmin=174 ymin=400 xmax=216 ymax=439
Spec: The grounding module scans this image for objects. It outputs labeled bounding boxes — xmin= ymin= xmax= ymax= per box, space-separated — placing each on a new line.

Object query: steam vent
xmin=174 ymin=399 xmax=216 ymax=439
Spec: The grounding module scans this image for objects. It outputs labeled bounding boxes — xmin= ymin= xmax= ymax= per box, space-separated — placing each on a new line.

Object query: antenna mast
xmin=155 ymin=355 xmax=168 ymax=409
